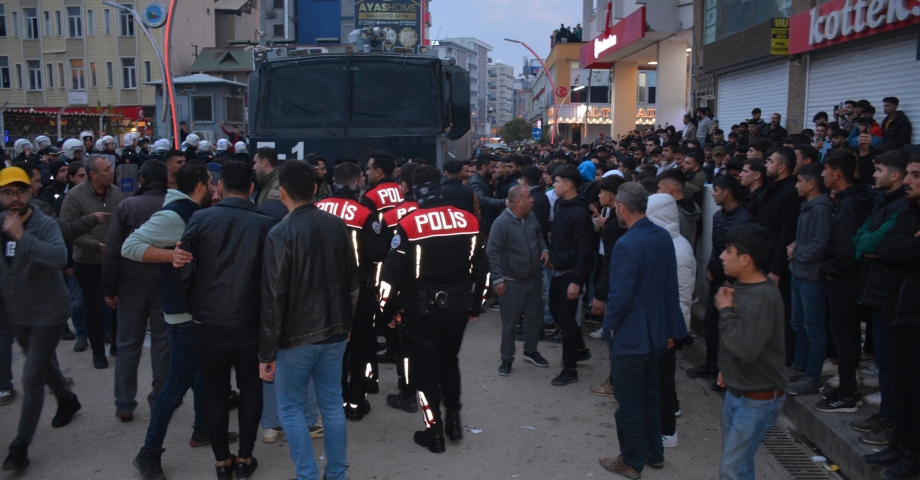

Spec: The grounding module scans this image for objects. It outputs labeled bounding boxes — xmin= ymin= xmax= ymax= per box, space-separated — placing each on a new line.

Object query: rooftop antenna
xmin=434 ymin=26 xmax=442 ymax=43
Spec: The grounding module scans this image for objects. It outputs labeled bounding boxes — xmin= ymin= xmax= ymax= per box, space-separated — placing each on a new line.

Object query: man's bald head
xmin=507 ymin=184 xmax=528 ymax=205
xmin=506 ymin=184 xmax=533 ymax=218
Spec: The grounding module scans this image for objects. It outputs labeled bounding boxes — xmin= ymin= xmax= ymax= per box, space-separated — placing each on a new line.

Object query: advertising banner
xmin=355 ymin=0 xmax=422 ymax=48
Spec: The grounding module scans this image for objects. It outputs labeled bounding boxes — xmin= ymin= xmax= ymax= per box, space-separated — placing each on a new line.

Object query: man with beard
xmin=38 ymin=160 xmax=70 ymax=205
xmin=469 ymin=155 xmax=505 ymax=238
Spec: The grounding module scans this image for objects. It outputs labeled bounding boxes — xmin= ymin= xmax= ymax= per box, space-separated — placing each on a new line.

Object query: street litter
xmin=521 ymin=425 xmax=536 ymax=430
xmin=463 ymin=425 xmax=482 ymax=434
xmin=811 ymin=456 xmax=826 ymax=462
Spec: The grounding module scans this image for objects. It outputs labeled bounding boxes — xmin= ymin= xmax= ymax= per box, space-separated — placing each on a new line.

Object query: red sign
xmin=555 ymin=86 xmax=568 ymax=98
xmin=580 ymin=7 xmax=646 ymax=69
xmin=790 ymin=0 xmax=920 ymax=54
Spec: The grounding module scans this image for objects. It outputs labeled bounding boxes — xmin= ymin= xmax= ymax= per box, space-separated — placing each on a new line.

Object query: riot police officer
xmin=317 ymin=162 xmax=388 ymax=421
xmin=379 ymin=165 xmax=488 ymax=454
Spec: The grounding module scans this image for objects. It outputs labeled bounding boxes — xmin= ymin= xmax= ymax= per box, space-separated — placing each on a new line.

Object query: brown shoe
xmin=599 ymin=455 xmax=640 ymax=479
xmin=116 ymin=411 xmax=133 ymax=423
xmin=590 ymin=378 xmax=615 ymax=398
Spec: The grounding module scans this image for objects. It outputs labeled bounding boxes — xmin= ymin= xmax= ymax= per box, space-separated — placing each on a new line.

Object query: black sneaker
xmin=551 ymin=369 xmax=578 ymax=386
xmin=864 ymin=446 xmax=902 ymax=467
xmin=386 ymin=392 xmax=418 ymax=413
xmin=2 ymin=439 xmax=29 ymax=472
xmin=546 ymin=331 xmax=563 ymax=344
xmin=133 ymin=448 xmax=166 ymax=480
xmin=576 ymin=348 xmax=592 ymax=363
xmin=543 ymin=322 xmax=558 ymax=330
xmin=686 ymin=364 xmax=719 ymax=378
xmin=815 ymin=394 xmax=859 ymax=413
xmin=498 ymin=360 xmax=512 ymax=376
xmin=215 ymin=455 xmax=235 ymax=480
xmin=189 ymin=430 xmax=239 ymax=448
xmin=73 ymin=335 xmax=88 ymax=352
xmin=884 ymin=454 xmax=920 ymax=479
xmin=51 ymin=395 xmax=81 ymax=428
xmin=344 ymin=399 xmax=371 ymax=421
xmin=523 ymin=351 xmax=549 ymax=367
xmin=61 ymin=327 xmax=76 ymax=341
xmin=235 ymin=457 xmax=258 ymax=480
xmin=852 ymin=413 xmax=886 ymax=433
xmin=93 ymin=351 xmax=109 ymax=369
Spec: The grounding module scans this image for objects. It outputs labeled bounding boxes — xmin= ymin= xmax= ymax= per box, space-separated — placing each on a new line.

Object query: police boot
xmin=445 ymin=409 xmax=463 ymax=441
xmin=386 ymin=390 xmax=419 ymax=413
xmin=414 ymin=423 xmax=446 ymax=454
xmin=343 ymin=385 xmax=371 ymax=421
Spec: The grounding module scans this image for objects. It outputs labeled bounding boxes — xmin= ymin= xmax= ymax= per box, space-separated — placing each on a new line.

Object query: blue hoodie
xmin=578 ymin=160 xmax=596 ymax=182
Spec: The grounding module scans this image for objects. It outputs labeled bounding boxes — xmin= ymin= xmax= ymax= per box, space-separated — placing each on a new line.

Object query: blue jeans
xmin=67 ymin=274 xmax=86 ymax=337
xmin=143 ymin=321 xmax=206 ymax=451
xmin=872 ymin=307 xmax=896 ymax=422
xmin=542 ymin=266 xmax=554 ymax=325
xmin=720 ymin=391 xmax=784 ymax=480
xmin=609 ymin=344 xmax=665 ymax=472
xmin=790 ymin=276 xmax=826 ymax=381
xmin=261 ymin=378 xmax=318 ymax=430
xmin=276 ymin=340 xmax=347 ymax=480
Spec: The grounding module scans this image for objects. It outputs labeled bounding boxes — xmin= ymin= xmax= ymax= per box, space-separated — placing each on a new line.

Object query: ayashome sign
xmin=790 ymin=0 xmax=920 ymax=54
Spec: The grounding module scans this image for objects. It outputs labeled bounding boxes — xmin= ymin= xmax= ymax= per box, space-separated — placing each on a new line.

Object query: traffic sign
xmin=555 ymin=86 xmax=568 ymax=97
xmin=531 ymin=128 xmax=542 ymax=140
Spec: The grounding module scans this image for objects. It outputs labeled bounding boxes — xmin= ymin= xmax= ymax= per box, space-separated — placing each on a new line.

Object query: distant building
xmin=487 ymin=61 xmax=513 ymax=134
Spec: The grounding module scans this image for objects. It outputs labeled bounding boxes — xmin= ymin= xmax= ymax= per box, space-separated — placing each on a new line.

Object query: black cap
xmin=47 ymin=146 xmax=62 ymax=155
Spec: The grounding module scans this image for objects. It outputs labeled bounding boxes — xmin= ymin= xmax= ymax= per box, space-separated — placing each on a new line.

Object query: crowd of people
xmin=0 ymin=93 xmax=917 ymax=480
xmin=551 ymin=23 xmax=583 ymax=48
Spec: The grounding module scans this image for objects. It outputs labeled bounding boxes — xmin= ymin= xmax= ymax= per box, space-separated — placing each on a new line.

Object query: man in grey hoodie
xmin=487 ymin=185 xmax=551 ymax=376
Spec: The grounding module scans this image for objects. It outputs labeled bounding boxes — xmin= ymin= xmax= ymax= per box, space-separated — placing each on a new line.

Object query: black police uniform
xmin=379 ymin=181 xmax=488 ymax=453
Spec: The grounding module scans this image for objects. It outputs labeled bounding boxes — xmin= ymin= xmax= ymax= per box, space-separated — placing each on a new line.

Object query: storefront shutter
xmin=716 ymin=60 xmax=789 ymax=128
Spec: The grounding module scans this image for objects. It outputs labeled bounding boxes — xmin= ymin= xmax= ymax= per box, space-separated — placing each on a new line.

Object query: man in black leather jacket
xmin=259 ymin=160 xmax=359 ymax=480
xmin=176 ymin=161 xmax=275 ymax=478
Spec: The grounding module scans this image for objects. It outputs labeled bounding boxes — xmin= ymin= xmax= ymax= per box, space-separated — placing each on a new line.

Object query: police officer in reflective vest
xmin=316 ymin=162 xmax=388 ymax=420
xmin=380 ymin=162 xmax=420 ymax=413
xmin=379 ymin=165 xmax=489 ymax=453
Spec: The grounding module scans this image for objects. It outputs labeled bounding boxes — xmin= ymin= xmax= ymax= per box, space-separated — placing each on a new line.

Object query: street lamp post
xmin=504 ymin=38 xmax=558 ymax=144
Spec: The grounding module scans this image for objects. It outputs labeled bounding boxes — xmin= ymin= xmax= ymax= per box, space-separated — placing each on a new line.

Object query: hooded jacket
xmin=855 ymin=186 xmax=909 ymax=308
xmin=882 ymin=111 xmax=913 ymax=145
xmin=709 ymin=203 xmax=754 ymax=281
xmin=756 ymin=175 xmax=801 ymax=277
xmin=789 ymin=194 xmax=835 ymax=281
xmin=675 ymin=196 xmax=701 ymax=250
xmin=877 ymin=203 xmax=920 ymax=326
xmin=820 ymin=180 xmax=881 ymax=279
xmin=549 ymin=194 xmax=595 ymax=286
xmin=647 ymin=194 xmax=697 ymax=330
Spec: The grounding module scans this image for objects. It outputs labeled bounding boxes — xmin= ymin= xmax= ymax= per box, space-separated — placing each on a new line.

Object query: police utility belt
xmin=413 ymin=288 xmax=474 ymax=317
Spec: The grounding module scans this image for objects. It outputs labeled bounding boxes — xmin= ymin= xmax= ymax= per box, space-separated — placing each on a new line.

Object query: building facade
xmin=487 ymin=61 xmax=513 ymax=133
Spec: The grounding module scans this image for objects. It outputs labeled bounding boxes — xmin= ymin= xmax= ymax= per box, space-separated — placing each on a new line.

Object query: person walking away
xmin=0 ymin=167 xmax=81 ymax=471
xmin=488 ymin=185 xmax=551 ymax=376
xmin=260 ymin=160 xmax=359 ymax=480
xmin=598 ymin=183 xmax=687 ymax=478
xmin=716 ymin=223 xmax=788 ymax=480
xmin=864 ymin=155 xmax=920 ymax=477
xmin=175 ymin=161 xmax=275 ymax=479
xmin=786 ymin=163 xmax=834 ymax=396
xmin=815 ymin=150 xmax=880 ymax=413
xmin=59 ymin=154 xmax=125 ymax=369
xmin=646 ymin=193 xmax=696 ymax=449
xmin=850 ymin=150 xmax=911 ymax=445
xmin=547 ymin=165 xmax=595 ymax=387
xmin=378 ymin=165 xmax=488 ymax=453
xmin=102 ymin=161 xmax=170 ymax=422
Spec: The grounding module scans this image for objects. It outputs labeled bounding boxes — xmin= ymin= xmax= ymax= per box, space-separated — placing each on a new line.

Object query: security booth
xmin=146 ymin=74 xmax=248 ymax=142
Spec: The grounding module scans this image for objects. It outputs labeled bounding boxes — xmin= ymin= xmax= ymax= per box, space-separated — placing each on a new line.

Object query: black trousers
xmin=779 ymin=274 xmax=794 ymax=367
xmin=346 ymin=285 xmax=378 ymax=402
xmin=826 ymin=276 xmax=863 ymax=398
xmin=891 ymin=325 xmax=920 ymax=454
xmin=194 ymin=323 xmax=262 ymax=461
xmin=13 ymin=323 xmax=75 ymax=445
xmin=73 ymin=262 xmax=108 ymax=356
xmin=549 ymin=272 xmax=586 ymax=371
xmin=408 ymin=296 xmax=468 ymax=430
xmin=658 ymin=346 xmax=678 ymax=436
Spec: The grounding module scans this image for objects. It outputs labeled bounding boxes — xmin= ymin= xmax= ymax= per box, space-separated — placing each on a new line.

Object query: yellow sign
xmin=636 ymin=107 xmax=656 ymax=118
xmin=771 ymin=18 xmax=789 ymax=55
xmin=586 ymin=107 xmax=611 ymax=118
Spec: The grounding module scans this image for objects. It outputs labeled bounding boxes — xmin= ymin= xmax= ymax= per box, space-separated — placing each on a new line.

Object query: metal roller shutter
xmin=806 ymin=29 xmax=919 ymax=145
xmin=717 ymin=60 xmax=789 ymax=128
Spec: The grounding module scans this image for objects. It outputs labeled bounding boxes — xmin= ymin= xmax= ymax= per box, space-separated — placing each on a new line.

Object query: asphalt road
xmin=0 ymin=310 xmax=790 ymax=479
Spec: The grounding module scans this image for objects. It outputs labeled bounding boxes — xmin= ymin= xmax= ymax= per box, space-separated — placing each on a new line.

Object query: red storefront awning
xmin=580 ymin=7 xmax=646 ymax=69
xmin=4 ymin=106 xmax=148 ymax=119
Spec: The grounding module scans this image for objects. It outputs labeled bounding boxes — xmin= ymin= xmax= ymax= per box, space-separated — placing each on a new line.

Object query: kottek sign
xmin=790 ymin=0 xmax=920 ymax=54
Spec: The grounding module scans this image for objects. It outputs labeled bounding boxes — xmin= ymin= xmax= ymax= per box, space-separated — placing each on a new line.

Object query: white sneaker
xmin=263 ymin=427 xmax=284 ymax=443
xmin=863 ymin=376 xmax=880 ymax=388
xmin=825 ymin=375 xmax=861 ymax=388
xmin=589 ymin=328 xmax=603 ymax=339
xmin=822 ymin=360 xmax=838 ymax=377
xmin=865 ymin=392 xmax=882 ymax=406
xmin=0 ymin=389 xmax=16 ymax=406
xmin=662 ymin=431 xmax=678 ymax=448
xmin=859 ymin=365 xmax=879 ymax=378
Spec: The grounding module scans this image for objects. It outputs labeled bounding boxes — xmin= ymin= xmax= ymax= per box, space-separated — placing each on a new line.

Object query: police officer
xmin=120 ymin=133 xmax=139 ymax=165
xmin=378 ymin=165 xmax=488 ymax=454
xmin=316 ymin=162 xmax=388 ymax=421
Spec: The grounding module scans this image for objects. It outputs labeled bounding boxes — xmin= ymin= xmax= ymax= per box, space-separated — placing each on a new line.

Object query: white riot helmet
xmin=34 ymin=135 xmax=52 ymax=149
xmin=94 ymin=138 xmax=105 ymax=152
xmin=154 ymin=139 xmax=170 ymax=153
xmin=234 ymin=141 xmax=247 ymax=154
xmin=101 ymin=135 xmax=116 ymax=148
xmin=79 ymin=130 xmax=94 ymax=142
xmin=124 ymin=132 xmax=138 ymax=146
xmin=13 ymin=139 xmax=34 ymax=155
xmin=185 ymin=133 xmax=200 ymax=148
xmin=198 ymin=140 xmax=211 ymax=152
xmin=62 ymin=138 xmax=85 ymax=160
xmin=216 ymin=139 xmax=230 ymax=152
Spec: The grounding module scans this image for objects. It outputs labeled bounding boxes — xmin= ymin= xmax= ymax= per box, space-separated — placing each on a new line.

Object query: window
xmin=0 ymin=5 xmax=6 ymax=37
xmin=273 ymin=0 xmax=284 ymax=8
xmin=46 ymin=63 xmax=54 ymax=88
xmin=105 ymin=61 xmax=113 ymax=87
xmin=70 ymin=59 xmax=85 ymax=90
xmin=121 ymin=58 xmax=135 ymax=89
xmin=55 ymin=11 xmax=61 ymax=36
xmin=637 ymin=72 xmax=646 ymax=103
xmin=66 ymin=6 xmax=81 ymax=38
xmin=27 ymin=60 xmax=41 ymax=90
xmin=15 ymin=63 xmax=22 ymax=88
xmin=704 ymin=0 xmax=791 ymax=44
xmin=86 ymin=10 xmax=93 ymax=35
xmin=24 ymin=8 xmax=38 ymax=39
xmin=103 ymin=9 xmax=110 ymax=35
xmin=11 ymin=11 xmax=17 ymax=37
xmin=90 ymin=62 xmax=97 ymax=87
xmin=43 ymin=11 xmax=50 ymax=36
xmin=225 ymin=96 xmax=245 ymax=123
xmin=272 ymin=24 xmax=284 ymax=38
xmin=0 ymin=57 xmax=9 ymax=88
xmin=191 ymin=95 xmax=213 ymax=123
xmin=58 ymin=63 xmax=64 ymax=89
xmin=144 ymin=60 xmax=151 ymax=83
xmin=119 ymin=6 xmax=133 ymax=36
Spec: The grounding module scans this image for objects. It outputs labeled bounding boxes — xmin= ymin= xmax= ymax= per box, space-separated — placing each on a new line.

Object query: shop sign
xmin=771 ymin=18 xmax=790 ymax=55
xmin=354 ymin=0 xmax=421 ymax=48
xmin=636 ymin=107 xmax=656 ymax=118
xmin=580 ymin=7 xmax=646 ymax=69
xmin=790 ymin=0 xmax=920 ymax=54
xmin=587 ymin=107 xmax=611 ymax=118
xmin=68 ymin=91 xmax=89 ymax=105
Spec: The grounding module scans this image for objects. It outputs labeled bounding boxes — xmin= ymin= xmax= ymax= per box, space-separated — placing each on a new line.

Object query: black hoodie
xmin=549 ymin=194 xmax=595 ymax=286
xmin=820 ymin=180 xmax=882 ymax=279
